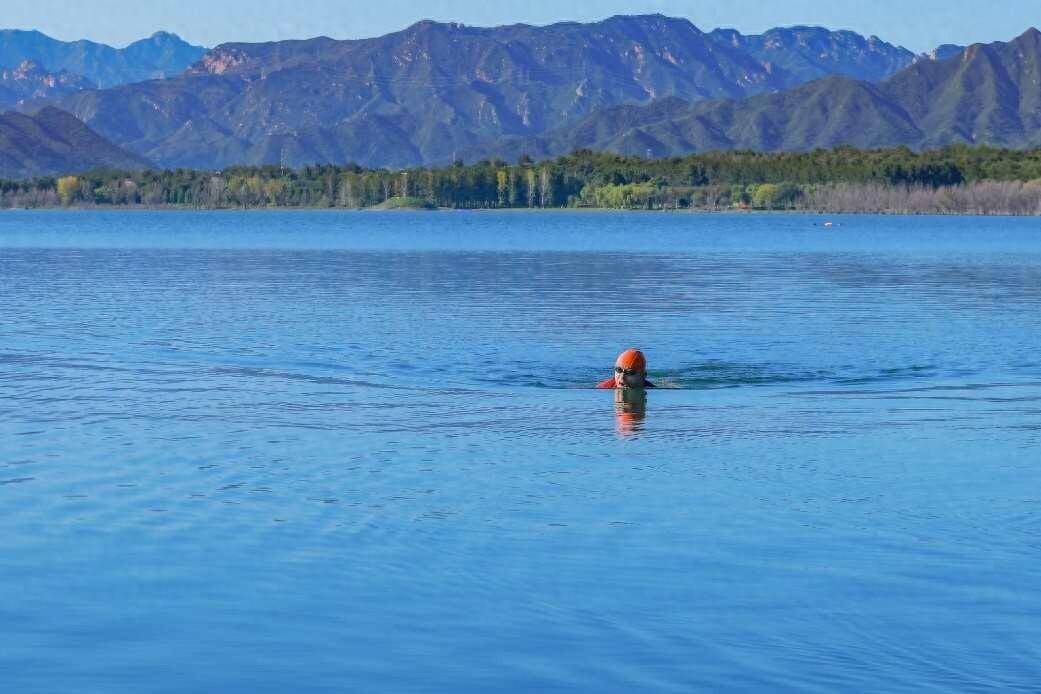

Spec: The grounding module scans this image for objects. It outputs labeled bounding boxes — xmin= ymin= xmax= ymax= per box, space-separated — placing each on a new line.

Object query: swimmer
xmin=597 ymin=348 xmax=656 ymax=389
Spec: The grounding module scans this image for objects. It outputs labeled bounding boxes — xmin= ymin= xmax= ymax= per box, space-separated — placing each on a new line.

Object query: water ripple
xmin=2 ymin=212 xmax=1041 ymax=692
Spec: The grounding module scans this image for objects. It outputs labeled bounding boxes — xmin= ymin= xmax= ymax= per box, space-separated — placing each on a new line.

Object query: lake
xmin=2 ymin=210 xmax=1040 ymax=692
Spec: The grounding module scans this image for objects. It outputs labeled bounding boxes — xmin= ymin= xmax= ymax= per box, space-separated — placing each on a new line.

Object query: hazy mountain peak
xmin=0 ymin=29 xmax=206 ymax=87
xmin=403 ymin=19 xmax=462 ymax=34
xmin=126 ymin=31 xmax=193 ymax=49
xmin=600 ymin=13 xmax=696 ymax=27
xmin=1011 ymin=26 xmax=1041 ymax=49
xmin=928 ymin=44 xmax=965 ymax=61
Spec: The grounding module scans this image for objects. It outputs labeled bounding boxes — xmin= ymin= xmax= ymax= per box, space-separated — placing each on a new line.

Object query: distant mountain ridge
xmin=469 ymin=28 xmax=1041 ymax=159
xmin=0 ymin=106 xmax=149 ymax=179
xmin=0 ymin=30 xmax=206 ymax=88
xmin=709 ymin=26 xmax=917 ymax=83
xmin=929 ymin=44 xmax=966 ymax=62
xmin=45 ymin=15 xmax=921 ymax=169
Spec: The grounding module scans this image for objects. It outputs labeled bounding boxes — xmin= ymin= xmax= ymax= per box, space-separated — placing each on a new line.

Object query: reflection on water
xmin=614 ymin=388 xmax=647 ymax=437
xmin=2 ymin=211 xmax=1041 ymax=692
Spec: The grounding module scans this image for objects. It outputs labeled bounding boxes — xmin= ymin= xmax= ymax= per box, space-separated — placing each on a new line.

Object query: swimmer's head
xmin=614 ymin=348 xmax=648 ymax=388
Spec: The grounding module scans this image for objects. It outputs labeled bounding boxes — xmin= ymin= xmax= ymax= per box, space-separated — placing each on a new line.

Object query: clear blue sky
xmin=7 ymin=0 xmax=1039 ymax=52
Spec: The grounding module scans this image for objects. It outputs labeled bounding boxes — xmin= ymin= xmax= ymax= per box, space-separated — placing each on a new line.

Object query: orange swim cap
xmin=615 ymin=348 xmax=647 ymax=371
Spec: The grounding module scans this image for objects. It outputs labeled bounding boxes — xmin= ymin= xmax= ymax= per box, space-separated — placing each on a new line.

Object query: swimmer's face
xmin=614 ymin=366 xmax=646 ymax=388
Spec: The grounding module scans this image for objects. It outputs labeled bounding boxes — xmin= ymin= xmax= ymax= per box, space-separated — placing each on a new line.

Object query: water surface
xmin=2 ymin=211 xmax=1040 ymax=692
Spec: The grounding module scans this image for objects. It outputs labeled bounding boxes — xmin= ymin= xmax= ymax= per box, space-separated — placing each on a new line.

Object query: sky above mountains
xmin=7 ymin=0 xmax=1040 ymax=52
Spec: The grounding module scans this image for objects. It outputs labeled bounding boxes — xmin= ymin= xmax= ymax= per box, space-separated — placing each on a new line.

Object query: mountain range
xmin=0 ymin=30 xmax=205 ymax=88
xmin=469 ymin=28 xmax=1041 ymax=160
xmin=5 ymin=15 xmax=1041 ymax=178
xmin=42 ymin=15 xmax=931 ymax=169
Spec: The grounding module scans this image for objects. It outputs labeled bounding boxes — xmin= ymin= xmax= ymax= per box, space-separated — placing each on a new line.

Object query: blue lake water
xmin=2 ymin=210 xmax=1040 ymax=692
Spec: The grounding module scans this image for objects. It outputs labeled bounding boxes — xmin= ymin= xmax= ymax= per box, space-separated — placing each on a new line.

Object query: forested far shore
xmin=6 ymin=147 xmax=1041 ymax=215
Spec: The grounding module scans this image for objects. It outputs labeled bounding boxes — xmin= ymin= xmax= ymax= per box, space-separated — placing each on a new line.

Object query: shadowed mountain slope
xmin=0 ymin=106 xmax=150 ymax=178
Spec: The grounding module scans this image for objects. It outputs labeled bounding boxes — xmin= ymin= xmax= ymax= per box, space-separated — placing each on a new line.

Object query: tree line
xmin=5 ymin=145 xmax=1041 ymax=213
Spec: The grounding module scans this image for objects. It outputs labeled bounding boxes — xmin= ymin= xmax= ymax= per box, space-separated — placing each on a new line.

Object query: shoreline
xmin=3 ymin=205 xmax=1040 ymax=218
xmin=10 ymin=149 xmax=1039 ymax=217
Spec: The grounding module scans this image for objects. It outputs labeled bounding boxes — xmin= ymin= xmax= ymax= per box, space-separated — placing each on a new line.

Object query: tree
xmin=266 ymin=179 xmax=289 ymax=206
xmin=496 ymin=169 xmax=509 ymax=207
xmin=508 ymin=168 xmax=520 ymax=207
xmin=526 ymin=169 xmax=538 ymax=208
xmin=56 ymin=176 xmax=78 ymax=206
xmin=751 ymin=183 xmax=780 ymax=209
xmin=539 ymin=167 xmax=553 ymax=207
xmin=730 ymin=184 xmax=750 ymax=207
